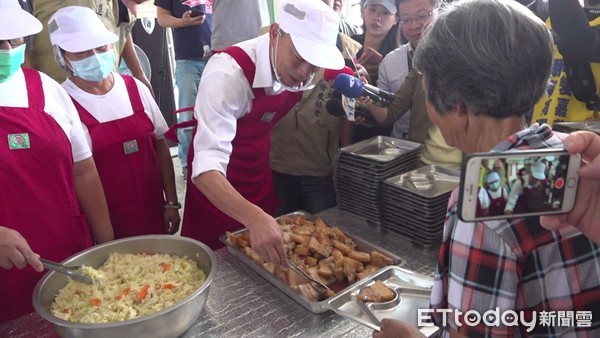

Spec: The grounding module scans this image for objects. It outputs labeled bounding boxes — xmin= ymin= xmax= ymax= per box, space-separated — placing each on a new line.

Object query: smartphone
xmin=458 ymin=149 xmax=581 ymax=222
xmin=190 ymin=8 xmax=204 ymax=17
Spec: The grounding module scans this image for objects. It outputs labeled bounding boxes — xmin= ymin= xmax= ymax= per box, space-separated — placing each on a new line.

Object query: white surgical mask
xmin=69 ymin=50 xmax=115 ymax=82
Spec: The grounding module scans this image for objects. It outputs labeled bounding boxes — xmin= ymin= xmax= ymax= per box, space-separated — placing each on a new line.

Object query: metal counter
xmin=0 ymin=208 xmax=440 ymax=338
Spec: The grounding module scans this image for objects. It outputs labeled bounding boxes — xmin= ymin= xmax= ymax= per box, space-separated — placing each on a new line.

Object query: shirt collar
xmin=491 ymin=123 xmax=556 ymax=152
xmin=253 ymin=34 xmax=281 ymax=92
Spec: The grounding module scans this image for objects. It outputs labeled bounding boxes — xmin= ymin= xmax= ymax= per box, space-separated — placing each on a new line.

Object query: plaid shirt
xmin=430 ymin=124 xmax=600 ymax=337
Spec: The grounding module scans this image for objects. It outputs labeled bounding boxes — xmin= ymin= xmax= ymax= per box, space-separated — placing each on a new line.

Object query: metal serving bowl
xmin=32 ymin=235 xmax=217 ymax=338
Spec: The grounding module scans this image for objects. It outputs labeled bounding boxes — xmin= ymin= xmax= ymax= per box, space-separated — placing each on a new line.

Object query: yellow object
xmin=531 ymin=17 xmax=600 ymax=126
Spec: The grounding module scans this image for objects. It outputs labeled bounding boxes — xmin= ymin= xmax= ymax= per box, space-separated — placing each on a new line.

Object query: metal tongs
xmin=288 ymin=260 xmax=334 ymax=296
xmin=40 ymin=258 xmax=94 ymax=284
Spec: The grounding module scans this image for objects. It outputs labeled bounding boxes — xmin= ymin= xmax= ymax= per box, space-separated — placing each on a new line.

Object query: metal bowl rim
xmin=32 ymin=235 xmax=217 ymax=329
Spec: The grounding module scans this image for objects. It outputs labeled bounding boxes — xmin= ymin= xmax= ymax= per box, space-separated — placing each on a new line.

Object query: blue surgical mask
xmin=0 ymin=44 xmax=26 ymax=83
xmin=69 ymin=50 xmax=115 ymax=82
xmin=489 ymin=182 xmax=500 ymax=190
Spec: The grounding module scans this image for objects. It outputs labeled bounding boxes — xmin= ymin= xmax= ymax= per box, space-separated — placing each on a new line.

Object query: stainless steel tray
xmin=326 ymin=265 xmax=433 ymax=331
xmin=385 ymin=165 xmax=460 ymax=198
xmin=553 ymin=121 xmax=600 ymax=135
xmin=339 ymin=136 xmax=423 ymax=162
xmin=219 ymin=211 xmax=406 ymax=314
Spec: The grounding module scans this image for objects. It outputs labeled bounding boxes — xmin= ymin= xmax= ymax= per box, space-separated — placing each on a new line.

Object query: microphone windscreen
xmin=323 ymin=66 xmax=354 ymax=82
xmin=333 ymin=73 xmax=364 ymax=98
xmin=325 ymin=98 xmax=346 ymax=117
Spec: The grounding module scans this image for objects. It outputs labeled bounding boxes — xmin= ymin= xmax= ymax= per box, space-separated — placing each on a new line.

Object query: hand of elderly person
xmin=540 ymin=131 xmax=600 ymax=244
xmin=246 ymin=212 xmax=289 ymax=268
xmin=0 ymin=226 xmax=43 ymax=272
xmin=372 ymin=319 xmax=426 ymax=338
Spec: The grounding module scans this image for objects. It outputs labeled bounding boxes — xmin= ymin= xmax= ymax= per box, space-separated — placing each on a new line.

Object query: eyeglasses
xmin=399 ymin=12 xmax=432 ymax=26
xmin=0 ymin=38 xmax=26 ymax=48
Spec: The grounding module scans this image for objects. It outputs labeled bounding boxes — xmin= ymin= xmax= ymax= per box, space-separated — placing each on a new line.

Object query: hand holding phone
xmin=458 ymin=149 xmax=581 ymax=222
xmin=189 ymin=9 xmax=204 ymax=17
xmin=540 ymin=131 xmax=600 ymax=244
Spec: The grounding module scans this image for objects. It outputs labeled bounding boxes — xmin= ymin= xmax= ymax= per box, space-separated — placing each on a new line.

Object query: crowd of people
xmin=1 ymin=0 xmax=600 ymax=336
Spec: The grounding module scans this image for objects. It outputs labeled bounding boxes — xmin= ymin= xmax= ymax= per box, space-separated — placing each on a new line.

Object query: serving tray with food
xmin=220 ymin=211 xmax=431 ymax=319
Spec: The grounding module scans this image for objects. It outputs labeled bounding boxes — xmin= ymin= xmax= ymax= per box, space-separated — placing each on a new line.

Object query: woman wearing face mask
xmin=49 ymin=6 xmax=181 ymax=239
xmin=0 ymin=1 xmax=113 ymax=323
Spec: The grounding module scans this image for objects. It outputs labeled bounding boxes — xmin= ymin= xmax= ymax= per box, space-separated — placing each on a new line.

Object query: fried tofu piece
xmin=308 ymin=237 xmax=333 ymax=258
xmin=289 ymin=232 xmax=310 ymax=245
xmin=349 ymin=250 xmax=371 ymax=263
xmin=356 ymin=280 xmax=395 ymax=303
xmin=296 ymin=283 xmax=321 ymax=301
xmin=357 ymin=264 xmax=381 ymax=280
xmin=343 ymin=256 xmax=364 ymax=283
xmin=370 ymin=251 xmax=394 ymax=267
xmin=305 ymin=256 xmax=318 ymax=267
xmin=243 ymin=247 xmax=265 ymax=265
xmin=332 ymin=239 xmax=352 ymax=255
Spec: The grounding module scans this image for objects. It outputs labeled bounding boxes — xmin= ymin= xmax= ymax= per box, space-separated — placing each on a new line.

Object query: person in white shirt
xmin=476 ymin=171 xmax=508 ymax=217
xmin=49 ymin=6 xmax=180 ymax=239
xmin=182 ymin=0 xmax=344 ymax=267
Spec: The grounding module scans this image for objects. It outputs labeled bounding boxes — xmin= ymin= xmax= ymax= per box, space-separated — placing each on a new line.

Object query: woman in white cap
xmin=0 ymin=0 xmax=114 ymax=323
xmin=182 ymin=0 xmax=344 ymax=265
xmin=49 ymin=6 xmax=181 ymax=239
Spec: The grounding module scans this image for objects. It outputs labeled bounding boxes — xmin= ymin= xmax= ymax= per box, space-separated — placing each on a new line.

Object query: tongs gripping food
xmin=40 ymin=258 xmax=94 ymax=284
xmin=288 ymin=260 xmax=334 ymax=297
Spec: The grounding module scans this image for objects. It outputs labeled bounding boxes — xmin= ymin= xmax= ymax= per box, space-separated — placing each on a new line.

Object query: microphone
xmin=325 ymin=98 xmax=378 ymax=126
xmin=333 ymin=73 xmax=396 ymax=107
xmin=324 ymin=66 xmax=354 ymax=82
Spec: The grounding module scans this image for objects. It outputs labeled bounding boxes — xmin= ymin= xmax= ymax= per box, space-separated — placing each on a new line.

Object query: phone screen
xmin=460 ymin=150 xmax=580 ymax=221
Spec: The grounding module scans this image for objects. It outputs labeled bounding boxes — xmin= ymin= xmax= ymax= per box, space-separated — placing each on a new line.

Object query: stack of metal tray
xmin=553 ymin=121 xmax=600 ymax=135
xmin=335 ymin=136 xmax=423 ymax=223
xmin=381 ymin=165 xmax=460 ymax=247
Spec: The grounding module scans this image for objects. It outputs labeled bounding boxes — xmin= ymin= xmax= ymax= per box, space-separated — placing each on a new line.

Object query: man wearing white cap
xmin=182 ymin=0 xmax=344 ymax=266
xmin=476 ymin=171 xmax=508 ymax=217
xmin=505 ymin=161 xmax=550 ymax=214
xmin=0 ymin=0 xmax=113 ymax=323
xmin=48 ymin=6 xmax=181 ymax=239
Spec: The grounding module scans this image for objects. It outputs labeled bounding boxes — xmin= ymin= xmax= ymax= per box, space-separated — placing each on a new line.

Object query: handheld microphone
xmin=333 ymin=73 xmax=396 ymax=107
xmin=325 ymin=98 xmax=378 ymax=126
xmin=323 ymin=66 xmax=354 ymax=82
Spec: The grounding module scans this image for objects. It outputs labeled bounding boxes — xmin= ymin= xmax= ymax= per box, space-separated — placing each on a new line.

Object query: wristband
xmin=164 ymin=201 xmax=182 ymax=210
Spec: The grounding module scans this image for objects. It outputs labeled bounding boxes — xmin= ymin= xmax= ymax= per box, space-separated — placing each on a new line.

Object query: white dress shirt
xmin=192 ymin=34 xmax=285 ymax=179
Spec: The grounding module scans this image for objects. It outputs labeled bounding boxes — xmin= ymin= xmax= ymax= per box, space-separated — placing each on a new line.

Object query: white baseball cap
xmin=364 ymin=0 xmax=398 ymax=14
xmin=277 ymin=0 xmax=344 ymax=70
xmin=0 ymin=0 xmax=42 ymax=40
xmin=48 ymin=6 xmax=118 ymax=53
xmin=530 ymin=161 xmax=546 ymax=180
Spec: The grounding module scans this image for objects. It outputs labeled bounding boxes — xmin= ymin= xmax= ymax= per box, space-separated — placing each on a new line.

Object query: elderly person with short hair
xmin=373 ymin=0 xmax=600 ymax=337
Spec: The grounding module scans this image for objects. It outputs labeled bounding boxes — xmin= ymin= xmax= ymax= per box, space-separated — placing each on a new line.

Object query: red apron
xmin=486 ymin=188 xmax=507 ymax=215
xmin=0 ymin=68 xmax=93 ymax=322
xmin=182 ymin=46 xmax=302 ymax=249
xmin=73 ymin=75 xmax=165 ymax=239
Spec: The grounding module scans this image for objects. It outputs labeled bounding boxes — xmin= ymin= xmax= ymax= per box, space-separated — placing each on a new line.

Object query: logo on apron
xmin=123 ymin=139 xmax=139 ymax=154
xmin=261 ymin=112 xmax=276 ymax=123
xmin=8 ymin=133 xmax=30 ymax=150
